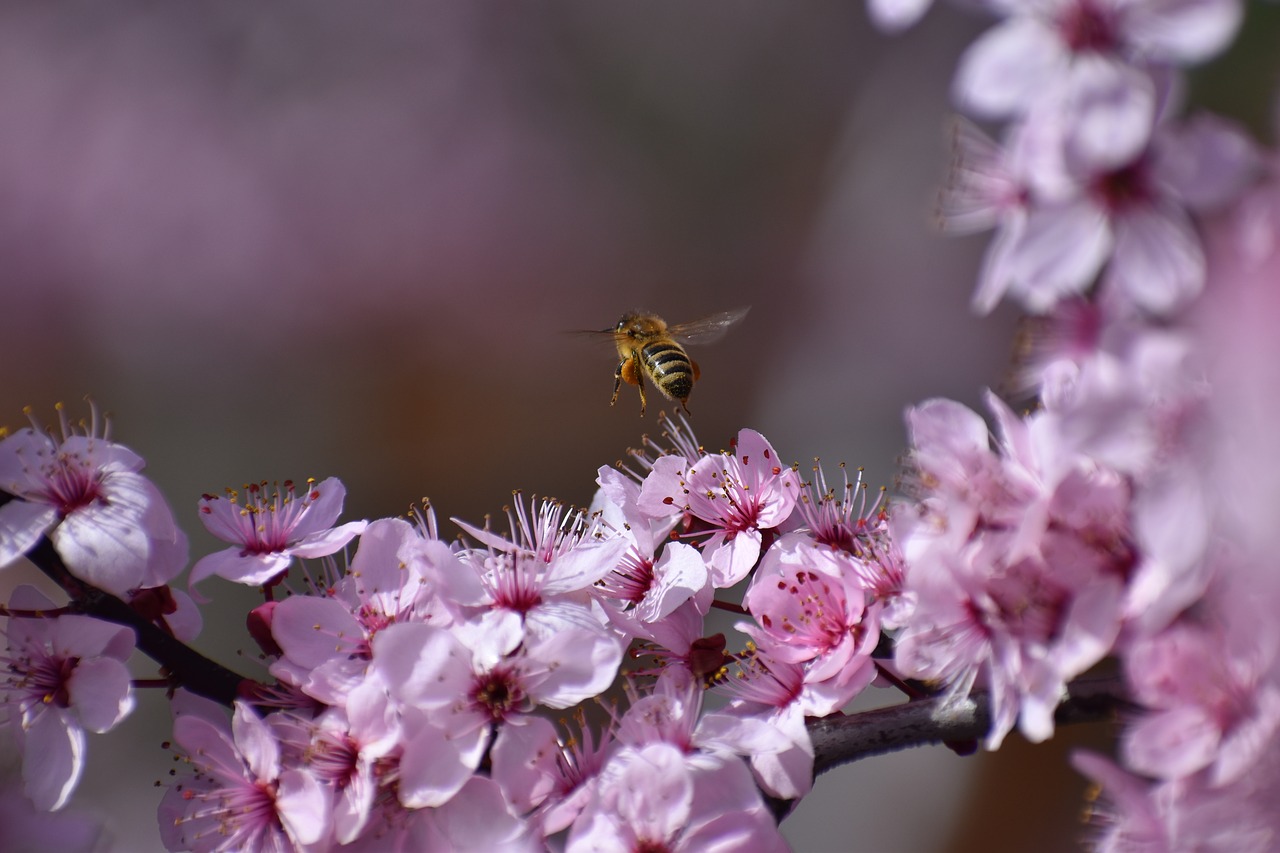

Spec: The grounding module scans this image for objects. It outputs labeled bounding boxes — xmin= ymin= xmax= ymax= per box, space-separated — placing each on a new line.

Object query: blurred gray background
xmin=10 ymin=0 xmax=1273 ymax=850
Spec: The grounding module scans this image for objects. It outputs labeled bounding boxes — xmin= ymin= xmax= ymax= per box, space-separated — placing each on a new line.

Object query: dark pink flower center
xmin=43 ymin=456 xmax=105 ymax=517
xmin=1092 ymin=160 xmax=1153 ymax=214
xmin=1058 ymin=0 xmax=1118 ymax=54
xmin=472 ymin=667 xmax=525 ymax=722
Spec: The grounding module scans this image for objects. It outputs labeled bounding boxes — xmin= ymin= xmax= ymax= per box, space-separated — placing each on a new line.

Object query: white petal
xmin=22 ymin=709 xmax=85 ymax=811
xmin=0 ymin=500 xmax=56 ymax=567
xmin=1106 ymin=202 xmax=1204 ymax=314
xmin=953 ymin=19 xmax=1067 ymax=118
xmin=866 ymin=0 xmax=933 ymax=32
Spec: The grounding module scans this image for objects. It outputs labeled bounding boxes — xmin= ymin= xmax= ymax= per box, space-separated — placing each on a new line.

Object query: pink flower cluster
xmin=870 ymin=0 xmax=1280 ymax=844
xmin=145 ymin=420 xmax=902 ymax=850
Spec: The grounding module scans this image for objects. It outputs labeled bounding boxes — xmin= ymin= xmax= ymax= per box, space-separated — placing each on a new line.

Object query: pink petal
xmin=972 ymin=212 xmax=1028 ymax=314
xmin=0 ymin=500 xmax=56 ymax=567
xmin=1156 ymin=114 xmax=1260 ymax=211
xmin=398 ymin=723 xmax=488 ymax=809
xmin=289 ymin=519 xmax=367 ymax=559
xmin=190 ymin=547 xmax=292 ymax=587
xmin=1008 ymin=200 xmax=1113 ymax=312
xmin=276 ymin=768 xmax=332 ymax=846
xmin=231 ymin=702 xmax=281 ymax=783
xmin=372 ymin=623 xmax=472 ymax=710
xmin=1123 ymin=0 xmax=1243 ymax=63
xmin=866 ymin=0 xmax=933 ymax=32
xmin=528 ymin=629 xmax=623 ymax=709
xmin=22 ymin=709 xmax=85 ymax=811
xmin=66 ymin=657 xmax=134 ymax=733
xmin=53 ymin=474 xmax=155 ymax=594
xmin=1106 ymin=202 xmax=1205 ymax=314
xmin=272 ymin=595 xmax=365 ymax=668
xmin=490 ymin=717 xmax=560 ymax=815
xmin=706 ymin=529 xmax=762 ymax=588
xmin=429 ymin=776 xmax=536 ymax=851
xmin=953 ymin=18 xmax=1066 ymax=118
xmin=50 ymin=614 xmax=134 ymax=661
xmin=636 ymin=541 xmax=707 ymax=623
xmin=541 ymin=535 xmax=631 ymax=595
xmin=1122 ymin=705 xmax=1219 ymax=779
xmin=286 ymin=476 xmax=347 ymax=539
xmin=1062 ymin=56 xmax=1156 ymax=171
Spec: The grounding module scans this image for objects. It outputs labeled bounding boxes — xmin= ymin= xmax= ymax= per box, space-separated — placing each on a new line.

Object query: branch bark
xmin=808 ymin=674 xmax=1131 ymax=777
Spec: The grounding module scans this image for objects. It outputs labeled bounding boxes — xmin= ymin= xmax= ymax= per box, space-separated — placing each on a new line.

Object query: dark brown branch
xmin=10 ymin=501 xmax=248 ymax=706
xmin=808 ymin=674 xmax=1131 ymax=778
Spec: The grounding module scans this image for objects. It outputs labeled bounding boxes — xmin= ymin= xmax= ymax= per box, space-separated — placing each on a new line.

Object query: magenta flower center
xmin=41 ymin=455 xmax=105 ymax=517
xmin=597 ymin=550 xmax=656 ymax=605
xmin=15 ymin=653 xmax=78 ymax=710
xmin=1058 ymin=0 xmax=1118 ymax=54
xmin=1091 ymin=160 xmax=1153 ymax=213
xmin=472 ymin=667 xmax=525 ymax=722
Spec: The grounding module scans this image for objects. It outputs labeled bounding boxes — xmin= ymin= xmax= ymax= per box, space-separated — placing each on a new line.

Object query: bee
xmin=590 ymin=307 xmax=750 ymax=415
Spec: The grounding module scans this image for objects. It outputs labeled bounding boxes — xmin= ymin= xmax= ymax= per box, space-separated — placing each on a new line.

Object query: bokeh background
xmin=2 ymin=1 xmax=1276 ymax=850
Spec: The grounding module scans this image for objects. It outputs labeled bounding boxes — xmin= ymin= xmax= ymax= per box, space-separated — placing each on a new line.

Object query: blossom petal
xmin=289 ymin=519 xmax=367 ymax=559
xmin=1008 ymin=200 xmax=1113 ymax=312
xmin=1106 ymin=202 xmax=1204 ymax=314
xmin=0 ymin=500 xmax=56 ymax=567
xmin=272 ymin=594 xmax=366 ymax=668
xmin=1123 ymin=0 xmax=1243 ymax=63
xmin=190 ymin=548 xmax=292 ymax=587
xmin=67 ymin=657 xmax=135 ymax=733
xmin=866 ymin=0 xmax=933 ymax=32
xmin=1062 ymin=56 xmax=1156 ymax=172
xmin=953 ymin=18 xmax=1066 ymax=118
xmin=276 ymin=768 xmax=331 ymax=846
xmin=22 ymin=709 xmax=85 ymax=811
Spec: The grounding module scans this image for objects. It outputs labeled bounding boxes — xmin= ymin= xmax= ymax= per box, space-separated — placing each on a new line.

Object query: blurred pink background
xmin=0 ymin=2 xmax=1119 ymax=850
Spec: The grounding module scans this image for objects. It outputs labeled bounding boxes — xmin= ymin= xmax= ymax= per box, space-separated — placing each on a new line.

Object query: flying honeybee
xmin=586 ymin=307 xmax=750 ymax=416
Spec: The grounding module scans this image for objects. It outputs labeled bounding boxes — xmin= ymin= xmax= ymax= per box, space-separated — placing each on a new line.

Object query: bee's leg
xmin=691 ymin=359 xmax=701 ymax=381
xmin=611 ymin=359 xmax=625 ymax=406
xmin=619 ymin=356 xmax=646 ymax=416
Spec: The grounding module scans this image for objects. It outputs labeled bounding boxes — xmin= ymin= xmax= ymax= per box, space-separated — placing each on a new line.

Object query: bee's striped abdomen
xmin=642 ymin=341 xmax=694 ymax=401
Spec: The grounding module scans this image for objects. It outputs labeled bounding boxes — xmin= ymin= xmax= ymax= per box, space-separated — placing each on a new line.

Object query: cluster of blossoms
xmin=2 ymin=0 xmax=1279 ymax=849
xmin=0 ymin=409 xmax=907 ymax=850
xmin=871 ymin=0 xmax=1280 ymax=846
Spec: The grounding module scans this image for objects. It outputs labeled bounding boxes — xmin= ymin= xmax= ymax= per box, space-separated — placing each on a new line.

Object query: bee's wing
xmin=667 ymin=306 xmax=750 ymax=346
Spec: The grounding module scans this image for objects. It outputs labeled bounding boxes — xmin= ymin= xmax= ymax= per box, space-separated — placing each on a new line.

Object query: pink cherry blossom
xmin=590 ymin=465 xmax=710 ymax=624
xmin=1122 ymin=617 xmax=1280 ymax=786
xmin=739 ymin=533 xmax=881 ymax=698
xmin=159 ymin=698 xmax=332 ymax=852
xmin=937 ymin=118 xmax=1033 ymax=315
xmin=370 ymin=621 xmax=622 ymax=809
xmin=490 ymin=712 xmax=617 ymax=837
xmin=896 ymin=393 xmax=1131 ymax=748
xmin=0 ymin=586 xmax=135 ymax=811
xmin=449 ymin=498 xmax=629 ymax=660
xmin=641 ymin=428 xmax=800 ymax=588
xmin=566 ymin=741 xmax=789 ymax=853
xmin=267 ymin=517 xmax=471 ymax=704
xmin=953 ymin=0 xmax=1242 ymax=167
xmin=0 ymin=407 xmax=186 ymax=596
xmin=1073 ymin=750 xmax=1280 ymax=852
xmin=271 ymin=683 xmax=401 ymax=845
xmin=189 ymin=477 xmax=366 ymax=588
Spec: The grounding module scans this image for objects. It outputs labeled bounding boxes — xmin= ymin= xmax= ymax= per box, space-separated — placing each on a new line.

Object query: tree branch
xmin=808 ymin=674 xmax=1131 ymax=777
xmin=12 ymin=507 xmax=248 ymax=706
